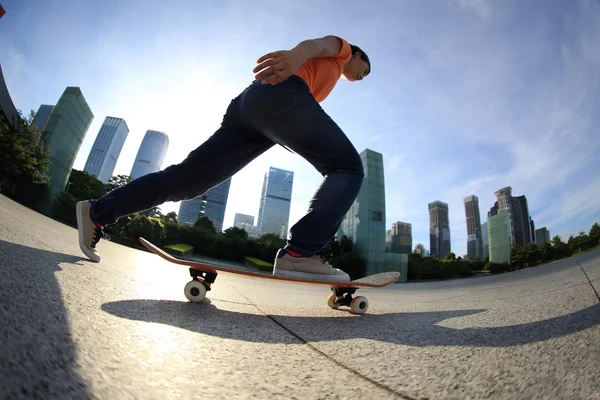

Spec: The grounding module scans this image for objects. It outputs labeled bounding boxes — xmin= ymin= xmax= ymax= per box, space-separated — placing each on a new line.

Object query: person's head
xmin=342 ymin=44 xmax=371 ymax=82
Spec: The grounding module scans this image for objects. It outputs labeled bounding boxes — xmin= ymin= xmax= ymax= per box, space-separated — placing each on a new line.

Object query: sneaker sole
xmin=76 ymin=201 xmax=100 ymax=263
xmin=273 ymin=269 xmax=350 ymax=282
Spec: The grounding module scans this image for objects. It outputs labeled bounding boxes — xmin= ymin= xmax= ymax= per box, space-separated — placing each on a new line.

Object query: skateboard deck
xmin=139 ymin=237 xmax=401 ymax=314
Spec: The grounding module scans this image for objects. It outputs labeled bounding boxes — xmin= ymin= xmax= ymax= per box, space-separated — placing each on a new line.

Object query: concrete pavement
xmin=0 ymin=194 xmax=598 ymax=399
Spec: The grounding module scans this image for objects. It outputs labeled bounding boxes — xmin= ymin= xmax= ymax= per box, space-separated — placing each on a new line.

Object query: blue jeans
xmin=91 ymin=76 xmax=364 ymax=256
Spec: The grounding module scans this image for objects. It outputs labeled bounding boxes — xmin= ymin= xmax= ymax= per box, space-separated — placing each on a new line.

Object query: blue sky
xmin=1 ymin=0 xmax=599 ymax=256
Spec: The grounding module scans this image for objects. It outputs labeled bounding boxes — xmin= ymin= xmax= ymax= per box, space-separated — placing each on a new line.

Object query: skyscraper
xmin=488 ymin=210 xmax=512 ymax=263
xmin=33 ymin=105 xmax=54 ymax=132
xmin=234 ymin=213 xmax=258 ymax=238
xmin=464 ymin=195 xmax=483 ymax=260
xmin=37 ymin=87 xmax=94 ymax=200
xmin=338 ymin=149 xmax=407 ymax=281
xmin=234 ymin=213 xmax=255 ymax=228
xmin=481 ymin=221 xmax=489 ymax=260
xmin=491 ymin=187 xmax=533 ymax=247
xmin=178 ymin=178 xmax=232 ymax=232
xmin=130 ymin=130 xmax=169 ymax=179
xmin=257 ymin=167 xmax=294 ymax=238
xmin=413 ymin=243 xmax=427 ymax=258
xmin=429 ymin=201 xmax=451 ymax=259
xmin=535 ymin=227 xmax=551 ymax=247
xmin=0 ymin=64 xmax=18 ymax=127
xmin=386 ymin=221 xmax=412 ymax=254
xmin=83 ymin=117 xmax=129 ymax=183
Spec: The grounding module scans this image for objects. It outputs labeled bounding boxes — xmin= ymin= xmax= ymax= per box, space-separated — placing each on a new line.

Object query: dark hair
xmin=350 ymin=44 xmax=371 ymax=75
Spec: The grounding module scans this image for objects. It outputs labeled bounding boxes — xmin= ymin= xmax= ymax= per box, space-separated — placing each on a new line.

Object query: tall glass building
xmin=257 ymin=167 xmax=294 ymax=238
xmin=338 ymin=149 xmax=407 ymax=281
xmin=234 ymin=213 xmax=254 ymax=227
xmin=464 ymin=195 xmax=483 ymax=260
xmin=488 ymin=211 xmax=512 ymax=263
xmin=33 ymin=105 xmax=54 ymax=132
xmin=36 ymin=87 xmax=94 ymax=200
xmin=130 ymin=130 xmax=169 ymax=179
xmin=0 ymin=64 xmax=19 ymax=127
xmin=491 ymin=187 xmax=533 ymax=247
xmin=83 ymin=117 xmax=129 ymax=183
xmin=177 ymin=178 xmax=232 ymax=232
xmin=386 ymin=221 xmax=412 ymax=254
xmin=429 ymin=201 xmax=451 ymax=259
xmin=481 ymin=221 xmax=489 ymax=260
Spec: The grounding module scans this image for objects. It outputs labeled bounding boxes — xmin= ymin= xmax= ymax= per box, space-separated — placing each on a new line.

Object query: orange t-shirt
xmin=293 ymin=37 xmax=352 ymax=103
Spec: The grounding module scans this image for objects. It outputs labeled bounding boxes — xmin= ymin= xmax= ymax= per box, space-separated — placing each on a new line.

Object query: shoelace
xmin=91 ymin=226 xmax=104 ymax=248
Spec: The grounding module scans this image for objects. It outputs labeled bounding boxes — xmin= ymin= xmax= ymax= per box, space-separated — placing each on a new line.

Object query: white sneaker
xmin=76 ymin=200 xmax=103 ymax=262
xmin=273 ymin=249 xmax=350 ymax=282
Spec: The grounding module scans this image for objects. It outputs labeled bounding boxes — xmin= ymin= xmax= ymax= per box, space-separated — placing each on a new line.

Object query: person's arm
xmin=253 ymin=36 xmax=344 ymax=85
xmin=294 ymin=35 xmax=343 ymax=59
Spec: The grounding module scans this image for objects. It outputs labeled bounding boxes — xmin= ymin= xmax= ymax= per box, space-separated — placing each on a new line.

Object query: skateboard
xmin=139 ymin=237 xmax=400 ymax=314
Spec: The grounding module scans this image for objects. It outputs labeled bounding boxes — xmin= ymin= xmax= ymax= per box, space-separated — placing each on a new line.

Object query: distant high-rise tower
xmin=386 ymin=221 xmax=412 ymax=254
xmin=83 ymin=117 xmax=129 ymax=183
xmin=338 ymin=149 xmax=407 ymax=281
xmin=32 ymin=105 xmax=54 ymax=132
xmin=130 ymin=130 xmax=169 ymax=179
xmin=464 ymin=195 xmax=483 ymax=260
xmin=0 ymin=64 xmax=19 ymax=127
xmin=429 ymin=201 xmax=451 ymax=259
xmin=36 ymin=87 xmax=94 ymax=200
xmin=488 ymin=210 xmax=512 ymax=263
xmin=234 ymin=213 xmax=258 ymax=238
xmin=491 ymin=187 xmax=533 ymax=247
xmin=234 ymin=213 xmax=254 ymax=228
xmin=257 ymin=167 xmax=294 ymax=238
xmin=413 ymin=243 xmax=427 ymax=258
xmin=481 ymin=221 xmax=489 ymax=260
xmin=535 ymin=227 xmax=550 ymax=247
xmin=178 ymin=178 xmax=231 ymax=232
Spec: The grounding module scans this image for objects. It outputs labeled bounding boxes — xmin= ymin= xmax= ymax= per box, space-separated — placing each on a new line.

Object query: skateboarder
xmin=76 ymin=35 xmax=371 ymax=282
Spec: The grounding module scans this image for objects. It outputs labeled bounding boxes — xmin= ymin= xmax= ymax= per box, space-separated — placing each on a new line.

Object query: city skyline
xmin=1 ymin=0 xmax=598 ymax=256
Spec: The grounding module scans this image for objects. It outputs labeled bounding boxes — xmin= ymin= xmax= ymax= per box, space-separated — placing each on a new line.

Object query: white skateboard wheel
xmin=184 ymin=280 xmax=207 ymax=303
xmin=350 ymin=296 xmax=369 ymax=314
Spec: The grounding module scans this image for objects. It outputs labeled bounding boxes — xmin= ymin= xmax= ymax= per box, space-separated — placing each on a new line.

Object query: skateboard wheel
xmin=327 ymin=294 xmax=340 ymax=309
xmin=184 ymin=280 xmax=207 ymax=303
xmin=350 ymin=296 xmax=369 ymax=314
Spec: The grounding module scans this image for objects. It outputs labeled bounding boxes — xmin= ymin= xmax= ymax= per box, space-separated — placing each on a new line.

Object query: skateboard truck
xmin=331 ymin=287 xmax=356 ymax=307
xmin=189 ymin=268 xmax=218 ymax=291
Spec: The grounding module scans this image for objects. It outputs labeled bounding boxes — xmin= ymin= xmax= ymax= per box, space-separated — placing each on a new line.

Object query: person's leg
xmin=76 ymin=96 xmax=274 ymax=262
xmin=240 ymin=76 xmax=364 ymax=257
xmin=91 ymin=98 xmax=274 ymax=227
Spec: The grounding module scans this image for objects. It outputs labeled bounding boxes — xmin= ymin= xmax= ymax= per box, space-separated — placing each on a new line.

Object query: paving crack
xmin=578 ymin=261 xmax=600 ymax=303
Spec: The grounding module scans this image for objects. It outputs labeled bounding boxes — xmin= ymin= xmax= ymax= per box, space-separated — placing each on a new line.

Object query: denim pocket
xmin=246 ymin=80 xmax=296 ymax=117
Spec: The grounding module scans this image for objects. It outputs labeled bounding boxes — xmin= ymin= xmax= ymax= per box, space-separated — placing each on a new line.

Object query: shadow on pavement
xmin=101 ymin=298 xmax=600 ymax=348
xmin=0 ymin=240 xmax=92 ymax=399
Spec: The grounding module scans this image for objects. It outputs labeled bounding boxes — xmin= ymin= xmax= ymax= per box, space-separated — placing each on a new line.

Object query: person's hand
xmin=253 ymin=47 xmax=307 ymax=85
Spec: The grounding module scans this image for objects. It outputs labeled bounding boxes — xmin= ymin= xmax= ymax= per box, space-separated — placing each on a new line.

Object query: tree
xmin=108 ymin=175 xmax=133 ymax=190
xmin=590 ymin=223 xmax=600 ymax=247
xmin=540 ymin=242 xmax=553 ymax=262
xmin=162 ymin=212 xmax=178 ymax=224
xmin=444 ymin=252 xmax=456 ymax=261
xmin=139 ymin=206 xmax=162 ymax=218
xmin=0 ymin=110 xmax=51 ymax=190
xmin=223 ymin=226 xmax=249 ymax=241
xmin=194 ymin=216 xmax=215 ymax=233
xmin=67 ymin=169 xmax=111 ymax=200
xmin=339 ymin=235 xmax=354 ymax=254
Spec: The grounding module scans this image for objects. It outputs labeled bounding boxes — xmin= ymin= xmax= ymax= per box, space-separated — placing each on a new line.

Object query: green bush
xmin=487 ymin=262 xmax=505 ymax=274
xmin=245 ymin=256 xmax=273 ymax=271
xmin=164 ymin=243 xmax=194 ymax=256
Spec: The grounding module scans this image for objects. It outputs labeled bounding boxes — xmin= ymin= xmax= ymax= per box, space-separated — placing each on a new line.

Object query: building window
xmin=372 ymin=211 xmax=383 ymax=221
